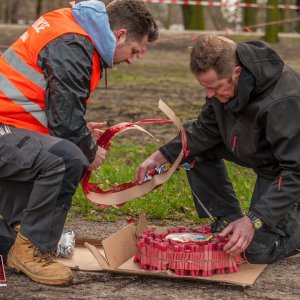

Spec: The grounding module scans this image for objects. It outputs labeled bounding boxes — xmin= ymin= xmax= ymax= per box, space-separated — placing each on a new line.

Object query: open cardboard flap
xmin=56 ymin=213 xmax=268 ymax=287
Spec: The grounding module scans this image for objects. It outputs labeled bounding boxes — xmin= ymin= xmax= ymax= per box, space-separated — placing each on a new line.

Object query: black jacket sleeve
xmin=252 ymin=97 xmax=300 ymax=228
xmin=37 ymin=33 xmax=98 ymax=163
xmin=160 ymin=101 xmax=223 ymax=163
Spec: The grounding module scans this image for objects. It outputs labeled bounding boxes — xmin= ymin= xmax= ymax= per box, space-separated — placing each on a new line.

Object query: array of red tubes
xmin=134 ymin=226 xmax=242 ymax=277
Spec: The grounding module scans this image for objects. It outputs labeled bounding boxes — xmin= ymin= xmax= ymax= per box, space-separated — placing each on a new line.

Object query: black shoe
xmin=287 ymin=248 xmax=300 ymax=258
xmin=210 ymin=213 xmax=243 ymax=233
xmin=210 ymin=217 xmax=231 ymax=233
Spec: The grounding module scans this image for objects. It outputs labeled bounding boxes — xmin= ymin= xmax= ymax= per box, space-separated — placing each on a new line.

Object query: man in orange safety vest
xmin=0 ymin=0 xmax=158 ymax=285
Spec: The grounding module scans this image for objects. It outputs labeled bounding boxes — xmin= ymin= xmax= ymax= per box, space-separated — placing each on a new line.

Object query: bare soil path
xmin=1 ymin=218 xmax=300 ymax=300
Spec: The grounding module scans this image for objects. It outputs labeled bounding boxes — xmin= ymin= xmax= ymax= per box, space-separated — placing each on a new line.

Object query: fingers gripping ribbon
xmin=81 ymin=100 xmax=189 ymax=208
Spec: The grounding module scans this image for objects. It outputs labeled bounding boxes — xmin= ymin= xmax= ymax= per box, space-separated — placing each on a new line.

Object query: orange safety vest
xmin=0 ymin=8 xmax=101 ymax=134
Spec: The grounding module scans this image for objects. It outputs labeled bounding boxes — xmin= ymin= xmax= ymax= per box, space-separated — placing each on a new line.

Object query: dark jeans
xmin=0 ymin=126 xmax=89 ymax=258
xmin=187 ymin=154 xmax=300 ymax=264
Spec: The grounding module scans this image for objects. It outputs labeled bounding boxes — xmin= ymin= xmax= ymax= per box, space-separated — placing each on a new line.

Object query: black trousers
xmin=187 ymin=153 xmax=300 ymax=264
xmin=0 ymin=125 xmax=89 ymax=256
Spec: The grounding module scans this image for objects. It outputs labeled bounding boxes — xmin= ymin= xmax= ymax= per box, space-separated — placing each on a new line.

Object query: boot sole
xmin=7 ymin=254 xmax=73 ymax=286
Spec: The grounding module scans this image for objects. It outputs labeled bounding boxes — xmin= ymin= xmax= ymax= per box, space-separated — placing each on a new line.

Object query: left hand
xmin=136 ymin=46 xmax=147 ymax=59
xmin=218 ymin=216 xmax=255 ymax=256
xmin=135 ymin=150 xmax=168 ymax=184
xmin=87 ymin=121 xmax=107 ymax=140
xmin=88 ymin=146 xmax=106 ymax=170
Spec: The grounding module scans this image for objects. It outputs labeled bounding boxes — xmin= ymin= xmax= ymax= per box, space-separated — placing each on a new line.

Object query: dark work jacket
xmin=37 ymin=34 xmax=100 ymax=163
xmin=160 ymin=41 xmax=300 ymax=229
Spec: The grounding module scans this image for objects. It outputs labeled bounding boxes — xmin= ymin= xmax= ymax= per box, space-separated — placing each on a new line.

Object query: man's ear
xmin=232 ymin=66 xmax=242 ymax=81
xmin=233 ymin=66 xmax=242 ymax=77
xmin=114 ymin=29 xmax=127 ymax=45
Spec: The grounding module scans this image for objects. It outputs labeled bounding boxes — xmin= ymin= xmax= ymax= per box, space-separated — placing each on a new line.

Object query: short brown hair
xmin=190 ymin=34 xmax=239 ymax=79
xmin=106 ymin=0 xmax=158 ymax=43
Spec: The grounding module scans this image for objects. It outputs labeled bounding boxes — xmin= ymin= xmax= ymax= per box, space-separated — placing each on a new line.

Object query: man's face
xmin=195 ymin=67 xmax=241 ymax=104
xmin=113 ymin=29 xmax=148 ymax=65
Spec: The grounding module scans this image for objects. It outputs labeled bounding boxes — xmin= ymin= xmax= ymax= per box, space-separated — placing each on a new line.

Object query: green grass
xmin=110 ymin=64 xmax=192 ymax=85
xmin=71 ymin=141 xmax=256 ymax=224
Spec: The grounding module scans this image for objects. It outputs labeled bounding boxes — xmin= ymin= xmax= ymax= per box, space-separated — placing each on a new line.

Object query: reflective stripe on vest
xmin=2 ymin=48 xmax=46 ymax=90
xmin=0 ymin=74 xmax=48 ymax=127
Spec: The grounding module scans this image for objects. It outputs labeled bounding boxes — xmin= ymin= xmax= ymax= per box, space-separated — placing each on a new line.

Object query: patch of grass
xmin=71 ymin=142 xmax=256 ymax=223
xmin=226 ymin=161 xmax=256 ymax=212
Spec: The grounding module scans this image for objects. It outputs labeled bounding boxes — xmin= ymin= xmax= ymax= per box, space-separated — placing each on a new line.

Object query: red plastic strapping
xmin=82 ymin=100 xmax=188 ymax=208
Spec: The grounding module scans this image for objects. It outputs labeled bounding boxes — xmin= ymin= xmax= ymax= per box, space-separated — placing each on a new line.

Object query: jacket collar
xmin=72 ymin=0 xmax=116 ymax=68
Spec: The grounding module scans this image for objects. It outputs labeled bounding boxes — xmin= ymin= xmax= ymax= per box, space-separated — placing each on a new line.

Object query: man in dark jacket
xmin=136 ymin=33 xmax=300 ymax=264
xmin=0 ymin=0 xmax=158 ymax=285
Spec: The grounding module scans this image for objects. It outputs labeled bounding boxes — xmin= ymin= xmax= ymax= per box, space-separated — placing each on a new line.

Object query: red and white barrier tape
xmin=144 ymin=0 xmax=300 ymax=10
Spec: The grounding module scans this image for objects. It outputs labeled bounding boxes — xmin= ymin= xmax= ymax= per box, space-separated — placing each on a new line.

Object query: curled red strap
xmin=81 ymin=119 xmax=188 ymax=208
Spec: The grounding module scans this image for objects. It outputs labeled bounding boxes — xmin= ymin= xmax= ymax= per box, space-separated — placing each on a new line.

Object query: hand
xmin=88 ymin=146 xmax=106 ymax=170
xmin=136 ymin=46 xmax=147 ymax=59
xmin=218 ymin=216 xmax=255 ymax=256
xmin=126 ymin=47 xmax=147 ymax=64
xmin=135 ymin=150 xmax=168 ymax=184
xmin=87 ymin=122 xmax=107 ymax=140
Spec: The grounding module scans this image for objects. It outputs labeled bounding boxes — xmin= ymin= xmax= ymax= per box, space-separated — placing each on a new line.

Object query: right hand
xmin=87 ymin=122 xmax=107 ymax=140
xmin=135 ymin=150 xmax=168 ymax=184
xmin=88 ymin=146 xmax=106 ymax=170
xmin=218 ymin=216 xmax=255 ymax=256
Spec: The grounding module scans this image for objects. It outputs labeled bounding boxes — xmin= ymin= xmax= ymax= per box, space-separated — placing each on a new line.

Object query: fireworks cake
xmin=134 ymin=225 xmax=243 ymax=277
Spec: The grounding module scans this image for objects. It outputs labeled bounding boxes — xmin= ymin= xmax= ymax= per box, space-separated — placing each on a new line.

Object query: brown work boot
xmin=7 ymin=233 xmax=73 ymax=285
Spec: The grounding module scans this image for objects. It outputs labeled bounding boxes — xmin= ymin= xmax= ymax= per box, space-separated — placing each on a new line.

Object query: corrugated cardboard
xmin=57 ymin=213 xmax=268 ymax=287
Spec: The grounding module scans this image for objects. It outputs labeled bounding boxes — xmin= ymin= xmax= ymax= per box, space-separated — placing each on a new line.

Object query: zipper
xmin=231 ymin=135 xmax=237 ymax=152
xmin=100 ymin=57 xmax=108 ymax=90
xmin=104 ymin=67 xmax=108 ymax=90
xmin=277 ymin=176 xmax=283 ymax=192
xmin=277 ymin=170 xmax=287 ymax=192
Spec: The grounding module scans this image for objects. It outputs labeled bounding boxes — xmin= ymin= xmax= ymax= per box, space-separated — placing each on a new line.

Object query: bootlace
xmin=33 ymin=248 xmax=57 ymax=266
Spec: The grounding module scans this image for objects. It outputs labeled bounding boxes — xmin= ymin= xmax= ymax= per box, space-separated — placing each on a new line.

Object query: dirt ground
xmin=1 ymin=30 xmax=300 ymax=299
xmin=1 ymin=218 xmax=300 ymax=300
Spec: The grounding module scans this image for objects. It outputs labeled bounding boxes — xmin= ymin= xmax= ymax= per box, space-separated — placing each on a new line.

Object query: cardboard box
xmin=57 ymin=213 xmax=267 ymax=287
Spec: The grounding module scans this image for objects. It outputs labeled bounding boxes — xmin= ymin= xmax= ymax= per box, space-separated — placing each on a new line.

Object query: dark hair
xmin=190 ymin=34 xmax=239 ymax=79
xmin=106 ymin=0 xmax=158 ymax=43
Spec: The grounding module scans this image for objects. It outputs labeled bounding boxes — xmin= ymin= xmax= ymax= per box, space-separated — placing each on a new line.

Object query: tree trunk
xmin=0 ymin=0 xmax=2 ymax=22
xmin=207 ymin=7 xmax=226 ymax=30
xmin=11 ymin=0 xmax=21 ymax=23
xmin=243 ymin=0 xmax=257 ymax=31
xmin=182 ymin=5 xmax=205 ymax=30
xmin=36 ymin=0 xmax=43 ymax=19
xmin=4 ymin=0 xmax=12 ymax=23
xmin=264 ymin=0 xmax=279 ymax=42
xmin=279 ymin=0 xmax=294 ymax=32
xmin=166 ymin=5 xmax=173 ymax=29
xmin=153 ymin=4 xmax=173 ymax=29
